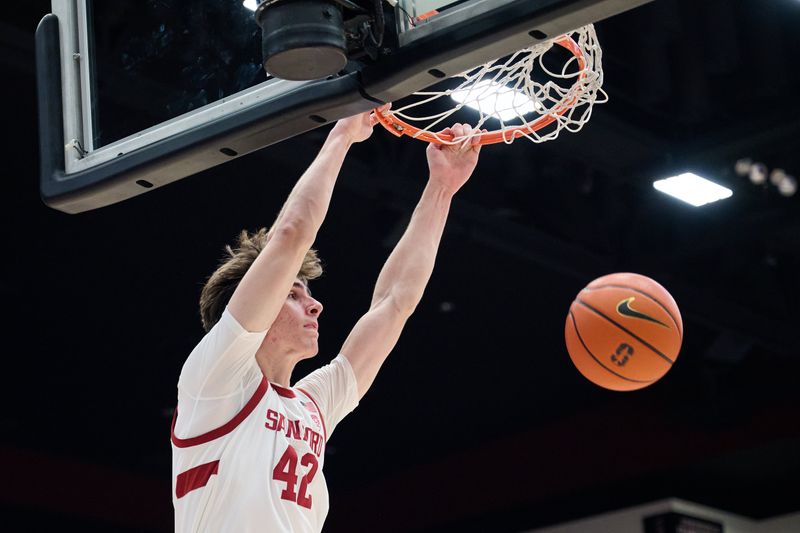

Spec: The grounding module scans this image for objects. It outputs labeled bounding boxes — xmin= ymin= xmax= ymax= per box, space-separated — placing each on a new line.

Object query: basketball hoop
xmin=374 ymin=24 xmax=606 ymax=145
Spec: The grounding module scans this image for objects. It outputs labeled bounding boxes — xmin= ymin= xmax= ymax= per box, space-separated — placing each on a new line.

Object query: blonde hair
xmin=199 ymin=228 xmax=323 ymax=332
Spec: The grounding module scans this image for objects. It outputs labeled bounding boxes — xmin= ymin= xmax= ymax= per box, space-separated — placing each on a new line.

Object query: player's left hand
xmin=426 ymin=123 xmax=485 ymax=195
xmin=331 ymin=103 xmax=392 ymax=144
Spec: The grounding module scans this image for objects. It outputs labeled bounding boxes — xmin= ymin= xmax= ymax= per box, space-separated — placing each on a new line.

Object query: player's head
xmin=199 ymin=227 xmax=323 ymax=333
xmin=264 ymin=278 xmax=324 ymax=361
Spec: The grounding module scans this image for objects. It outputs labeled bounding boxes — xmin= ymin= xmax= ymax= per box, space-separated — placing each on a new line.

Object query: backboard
xmin=37 ymin=0 xmax=653 ymax=213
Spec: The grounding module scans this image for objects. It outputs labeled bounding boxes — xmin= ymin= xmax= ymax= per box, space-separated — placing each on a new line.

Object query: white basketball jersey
xmin=171 ymin=309 xmax=358 ymax=533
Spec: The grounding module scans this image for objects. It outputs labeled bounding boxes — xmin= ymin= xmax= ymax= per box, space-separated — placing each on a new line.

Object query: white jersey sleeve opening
xmin=174 ymin=307 xmax=267 ymax=439
xmin=294 ymin=354 xmax=359 ymax=440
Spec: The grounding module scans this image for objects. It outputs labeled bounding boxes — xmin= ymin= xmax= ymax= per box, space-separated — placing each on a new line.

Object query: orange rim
xmin=374 ymin=36 xmax=588 ymax=145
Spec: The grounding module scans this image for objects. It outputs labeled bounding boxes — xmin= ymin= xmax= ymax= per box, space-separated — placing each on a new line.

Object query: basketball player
xmin=170 ymin=106 xmax=483 ymax=532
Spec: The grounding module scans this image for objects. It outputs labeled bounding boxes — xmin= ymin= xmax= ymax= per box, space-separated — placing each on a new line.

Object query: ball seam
xmin=568 ymin=310 xmax=657 ymax=385
xmin=575 ymin=298 xmax=676 ymax=365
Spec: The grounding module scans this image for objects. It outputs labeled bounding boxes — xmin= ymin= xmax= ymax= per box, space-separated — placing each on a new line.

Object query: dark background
xmin=3 ymin=1 xmax=800 ymax=531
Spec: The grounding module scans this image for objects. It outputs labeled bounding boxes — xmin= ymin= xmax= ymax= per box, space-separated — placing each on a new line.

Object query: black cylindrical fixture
xmin=256 ymin=0 xmax=348 ymax=81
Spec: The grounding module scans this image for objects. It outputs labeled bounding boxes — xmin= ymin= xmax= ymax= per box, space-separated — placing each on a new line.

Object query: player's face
xmin=266 ymin=280 xmax=323 ymax=359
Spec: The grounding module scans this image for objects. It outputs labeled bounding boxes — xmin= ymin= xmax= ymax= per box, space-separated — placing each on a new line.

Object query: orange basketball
xmin=564 ymin=272 xmax=683 ymax=391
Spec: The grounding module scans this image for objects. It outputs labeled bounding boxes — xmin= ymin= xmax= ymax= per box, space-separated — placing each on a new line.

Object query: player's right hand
xmin=426 ymin=123 xmax=485 ymax=196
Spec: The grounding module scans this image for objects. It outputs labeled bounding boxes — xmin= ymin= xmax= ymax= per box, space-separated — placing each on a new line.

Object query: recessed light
xmin=450 ymin=81 xmax=541 ymax=122
xmin=653 ymin=173 xmax=732 ymax=207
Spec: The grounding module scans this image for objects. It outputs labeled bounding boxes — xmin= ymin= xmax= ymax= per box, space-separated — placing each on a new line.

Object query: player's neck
xmin=255 ymin=348 xmax=297 ymax=387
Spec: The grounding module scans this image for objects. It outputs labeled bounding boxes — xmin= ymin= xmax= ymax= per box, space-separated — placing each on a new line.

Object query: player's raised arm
xmin=175 ymin=108 xmax=385 ymax=429
xmin=226 ymin=107 xmax=386 ymax=333
xmin=340 ymin=124 xmax=484 ymax=398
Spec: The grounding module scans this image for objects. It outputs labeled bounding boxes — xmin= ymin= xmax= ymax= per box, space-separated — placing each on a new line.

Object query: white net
xmin=382 ymin=24 xmax=607 ymax=145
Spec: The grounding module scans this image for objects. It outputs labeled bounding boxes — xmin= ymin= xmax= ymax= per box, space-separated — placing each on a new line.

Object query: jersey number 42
xmin=273 ymin=445 xmax=319 ymax=509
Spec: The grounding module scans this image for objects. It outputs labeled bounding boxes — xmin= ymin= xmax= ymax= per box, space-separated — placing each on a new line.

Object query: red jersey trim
xmin=297 ymin=388 xmax=328 ymax=442
xmin=171 ymin=377 xmax=269 ymax=448
xmin=272 ymin=383 xmax=296 ymax=398
xmin=175 ymin=460 xmax=219 ymax=499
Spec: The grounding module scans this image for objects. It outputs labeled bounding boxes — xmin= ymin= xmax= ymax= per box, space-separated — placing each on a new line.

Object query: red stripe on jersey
xmin=272 ymin=384 xmax=296 ymax=398
xmin=297 ymin=388 xmax=327 ymax=442
xmin=175 ymin=460 xmax=219 ymax=499
xmin=171 ymin=377 xmax=269 ymax=448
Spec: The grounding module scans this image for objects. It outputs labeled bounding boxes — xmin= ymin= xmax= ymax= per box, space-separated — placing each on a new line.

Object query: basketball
xmin=564 ymin=272 xmax=683 ymax=391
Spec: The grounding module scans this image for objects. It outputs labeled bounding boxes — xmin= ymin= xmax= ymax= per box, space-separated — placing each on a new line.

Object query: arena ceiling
xmin=2 ymin=1 xmax=799 ymax=531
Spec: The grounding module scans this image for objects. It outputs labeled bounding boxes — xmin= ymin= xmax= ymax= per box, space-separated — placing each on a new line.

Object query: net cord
xmin=375 ymin=25 xmax=607 ymax=146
